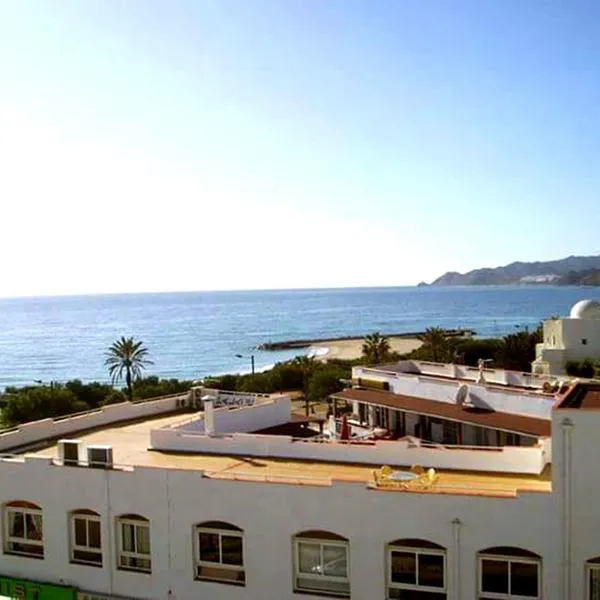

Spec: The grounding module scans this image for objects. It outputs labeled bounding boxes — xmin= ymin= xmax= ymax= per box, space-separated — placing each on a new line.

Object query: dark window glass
xmin=73 ymin=549 xmax=102 ymax=565
xmin=391 ymin=551 xmax=417 ymax=585
xmin=419 ymin=553 xmax=444 ymax=588
xmin=388 ymin=589 xmax=446 ymax=599
xmin=9 ymin=512 xmax=25 ymax=537
xmin=88 ymin=520 xmax=101 ymax=548
xmin=589 ymin=567 xmax=600 ymax=600
xmin=510 ymin=561 xmax=538 ymax=597
xmin=221 ymin=535 xmax=243 ymax=566
xmin=199 ymin=532 xmax=220 ymax=563
xmin=481 ymin=559 xmax=509 ymax=594
xmin=121 ymin=523 xmax=135 ymax=552
xmin=74 ymin=518 xmax=87 ymax=546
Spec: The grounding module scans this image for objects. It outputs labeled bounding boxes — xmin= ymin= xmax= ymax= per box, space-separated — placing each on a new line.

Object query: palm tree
xmin=498 ymin=329 xmax=539 ymax=372
xmin=105 ymin=337 xmax=153 ymax=402
xmin=417 ymin=327 xmax=451 ymax=362
xmin=361 ymin=332 xmax=392 ymax=365
xmin=292 ymin=355 xmax=319 ymax=415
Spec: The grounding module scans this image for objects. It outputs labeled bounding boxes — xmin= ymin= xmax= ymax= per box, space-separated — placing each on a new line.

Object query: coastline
xmin=308 ymin=336 xmax=423 ymax=361
xmin=258 ymin=329 xmax=473 ymax=351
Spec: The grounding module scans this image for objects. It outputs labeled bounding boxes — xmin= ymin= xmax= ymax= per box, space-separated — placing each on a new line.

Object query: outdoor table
xmin=388 ymin=471 xmax=418 ymax=482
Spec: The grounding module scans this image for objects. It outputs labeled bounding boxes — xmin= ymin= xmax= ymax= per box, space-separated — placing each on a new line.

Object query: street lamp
xmin=235 ymin=354 xmax=255 ymax=377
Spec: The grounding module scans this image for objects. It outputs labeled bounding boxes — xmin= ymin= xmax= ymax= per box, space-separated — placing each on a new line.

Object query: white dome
xmin=570 ymin=299 xmax=600 ymax=319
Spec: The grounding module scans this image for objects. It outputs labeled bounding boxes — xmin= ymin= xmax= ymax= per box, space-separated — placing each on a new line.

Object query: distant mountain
xmin=430 ymin=255 xmax=600 ymax=286
xmin=557 ymin=268 xmax=600 ymax=286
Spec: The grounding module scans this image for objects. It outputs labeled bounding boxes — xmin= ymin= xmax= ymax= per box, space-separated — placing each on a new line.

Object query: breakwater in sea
xmin=258 ymin=329 xmax=476 ymax=351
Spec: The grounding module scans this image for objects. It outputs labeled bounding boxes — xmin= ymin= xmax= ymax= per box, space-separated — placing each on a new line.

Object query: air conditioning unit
xmin=58 ymin=439 xmax=83 ymax=466
xmin=87 ymin=445 xmax=113 ymax=469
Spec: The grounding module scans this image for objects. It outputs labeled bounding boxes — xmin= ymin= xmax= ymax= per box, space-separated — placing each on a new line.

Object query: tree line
xmin=0 ymin=337 xmax=187 ymax=427
xmin=0 ymin=325 xmax=560 ymax=428
xmin=359 ymin=326 xmax=544 ymax=373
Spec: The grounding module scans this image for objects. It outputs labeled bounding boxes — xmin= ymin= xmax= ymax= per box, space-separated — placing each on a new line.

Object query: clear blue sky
xmin=1 ymin=0 xmax=599 ymax=296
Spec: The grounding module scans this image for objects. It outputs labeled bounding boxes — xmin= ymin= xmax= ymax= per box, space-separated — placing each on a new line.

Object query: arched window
xmin=3 ymin=501 xmax=43 ymax=558
xmin=70 ymin=509 xmax=102 ymax=567
xmin=116 ymin=514 xmax=151 ymax=573
xmin=195 ymin=521 xmax=245 ymax=585
xmin=293 ymin=530 xmax=350 ymax=597
xmin=586 ymin=556 xmax=600 ymax=599
xmin=478 ymin=546 xmax=541 ymax=599
xmin=387 ymin=538 xmax=446 ymax=599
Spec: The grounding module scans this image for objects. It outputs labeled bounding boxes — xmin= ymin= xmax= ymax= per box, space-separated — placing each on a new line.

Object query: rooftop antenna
xmin=456 ymin=384 xmax=468 ymax=405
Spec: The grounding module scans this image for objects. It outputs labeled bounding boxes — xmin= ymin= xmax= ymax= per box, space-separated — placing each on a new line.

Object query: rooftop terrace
xmin=334 ymin=388 xmax=552 ymax=437
xmin=556 ymin=382 xmax=600 ymax=409
xmin=20 ymin=414 xmax=552 ymax=498
xmin=361 ymin=360 xmax=561 ymax=395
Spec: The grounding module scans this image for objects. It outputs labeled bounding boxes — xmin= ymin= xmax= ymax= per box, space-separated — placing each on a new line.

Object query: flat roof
xmin=19 ymin=414 xmax=551 ymax=498
xmin=368 ymin=363 xmax=555 ymax=396
xmin=333 ymin=388 xmax=551 ymax=437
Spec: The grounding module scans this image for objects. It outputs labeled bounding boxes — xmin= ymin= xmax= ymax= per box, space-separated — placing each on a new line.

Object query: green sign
xmin=0 ymin=577 xmax=76 ymax=600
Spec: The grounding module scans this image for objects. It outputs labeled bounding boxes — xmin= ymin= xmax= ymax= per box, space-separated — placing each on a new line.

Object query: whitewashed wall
xmin=150 ymin=429 xmax=547 ymax=474
xmin=0 ymin=395 xmax=186 ymax=452
xmin=353 ymin=366 xmax=555 ymax=419
xmin=0 ymin=451 xmax=562 ymax=600
xmin=552 ymin=406 xmax=600 ymax=600
xmin=177 ymin=396 xmax=291 ymax=435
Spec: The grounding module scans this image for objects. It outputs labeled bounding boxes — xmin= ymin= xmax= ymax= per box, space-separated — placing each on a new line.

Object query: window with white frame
xmin=3 ymin=501 xmax=44 ymax=558
xmin=195 ymin=521 xmax=245 ymax=585
xmin=70 ymin=510 xmax=102 ymax=566
xmin=117 ymin=514 xmax=151 ymax=573
xmin=388 ymin=539 xmax=446 ymax=599
xmin=587 ymin=557 xmax=600 ymax=600
xmin=478 ymin=547 xmax=541 ymax=599
xmin=293 ymin=531 xmax=350 ymax=597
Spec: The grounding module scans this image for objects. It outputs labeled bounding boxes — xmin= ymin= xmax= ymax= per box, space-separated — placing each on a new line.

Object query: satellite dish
xmin=456 ymin=384 xmax=469 ymax=405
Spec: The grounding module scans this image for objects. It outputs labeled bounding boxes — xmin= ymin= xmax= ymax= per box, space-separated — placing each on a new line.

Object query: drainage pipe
xmin=561 ymin=418 xmax=574 ymax=600
xmin=452 ymin=517 xmax=462 ymax=600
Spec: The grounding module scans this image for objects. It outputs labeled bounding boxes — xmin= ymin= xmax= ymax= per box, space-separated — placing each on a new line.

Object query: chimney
xmin=204 ymin=399 xmax=215 ymax=435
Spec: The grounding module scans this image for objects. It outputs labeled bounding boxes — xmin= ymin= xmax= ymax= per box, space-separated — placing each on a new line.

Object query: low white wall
xmin=150 ymin=428 xmax=546 ymax=474
xmin=387 ymin=361 xmax=552 ymax=389
xmin=178 ymin=396 xmax=291 ymax=435
xmin=354 ymin=366 xmax=555 ymax=419
xmin=0 ymin=395 xmax=186 ymax=452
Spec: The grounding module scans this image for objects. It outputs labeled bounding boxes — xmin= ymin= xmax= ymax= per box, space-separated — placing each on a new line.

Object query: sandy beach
xmin=309 ymin=336 xmax=422 ymax=361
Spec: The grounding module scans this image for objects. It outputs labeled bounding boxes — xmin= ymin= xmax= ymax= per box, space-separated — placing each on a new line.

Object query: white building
xmin=533 ymin=299 xmax=600 ymax=375
xmin=0 ymin=367 xmax=599 ymax=600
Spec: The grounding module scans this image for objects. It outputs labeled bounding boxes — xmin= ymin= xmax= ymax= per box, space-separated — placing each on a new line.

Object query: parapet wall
xmin=354 ymin=365 xmax=556 ymax=419
xmin=150 ymin=428 xmax=548 ymax=474
xmin=0 ymin=394 xmax=187 ymax=452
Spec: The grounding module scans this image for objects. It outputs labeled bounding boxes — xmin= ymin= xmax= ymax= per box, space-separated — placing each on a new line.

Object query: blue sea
xmin=0 ymin=286 xmax=599 ymax=388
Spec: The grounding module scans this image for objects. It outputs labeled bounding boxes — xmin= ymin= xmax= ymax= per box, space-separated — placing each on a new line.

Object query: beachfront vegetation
xmin=361 ymin=332 xmax=392 ymax=364
xmin=565 ymin=359 xmax=599 ymax=378
xmin=406 ymin=326 xmax=543 ymax=372
xmin=496 ymin=328 xmax=542 ymax=372
xmin=105 ymin=337 xmax=154 ymax=402
xmin=417 ymin=327 xmax=454 ymax=362
xmin=1 ymin=385 xmax=88 ymax=426
xmin=0 ymin=376 xmax=193 ymax=427
xmin=205 ymin=358 xmax=352 ymax=397
xmin=0 ymin=324 xmax=555 ymax=427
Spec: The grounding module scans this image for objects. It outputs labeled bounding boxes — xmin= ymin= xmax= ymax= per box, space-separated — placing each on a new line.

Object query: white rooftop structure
xmin=570 ymin=298 xmax=600 ymax=319
xmin=1 ymin=370 xmax=600 ymax=599
xmin=533 ymin=299 xmax=600 ymax=375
